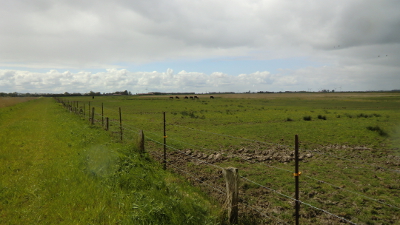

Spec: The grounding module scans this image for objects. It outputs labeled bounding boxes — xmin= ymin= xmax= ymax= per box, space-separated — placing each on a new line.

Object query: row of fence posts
xmin=56 ymin=98 xmax=302 ymax=225
xmin=56 ymin=99 xmax=123 ymax=141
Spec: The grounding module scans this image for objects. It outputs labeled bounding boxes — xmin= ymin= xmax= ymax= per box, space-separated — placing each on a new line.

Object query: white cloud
xmin=2 ymin=64 xmax=398 ymax=94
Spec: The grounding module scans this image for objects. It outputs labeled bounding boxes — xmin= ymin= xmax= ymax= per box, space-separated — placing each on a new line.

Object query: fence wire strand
xmin=240 ymin=176 xmax=358 ymax=225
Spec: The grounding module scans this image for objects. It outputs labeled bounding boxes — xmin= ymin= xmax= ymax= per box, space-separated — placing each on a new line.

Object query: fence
xmin=55 ymin=98 xmax=400 ymax=224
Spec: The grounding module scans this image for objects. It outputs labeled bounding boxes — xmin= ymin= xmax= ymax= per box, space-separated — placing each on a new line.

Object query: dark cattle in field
xmin=194 ymin=96 xmax=199 ymax=99
xmin=175 ymin=96 xmax=180 ymax=99
xmin=189 ymin=96 xmax=194 ymax=99
xmin=210 ymin=96 xmax=214 ymax=99
xmin=184 ymin=96 xmax=189 ymax=99
xmin=169 ymin=96 xmax=174 ymax=99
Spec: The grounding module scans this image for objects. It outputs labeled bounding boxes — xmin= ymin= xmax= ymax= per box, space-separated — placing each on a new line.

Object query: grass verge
xmin=0 ymin=98 xmax=220 ymax=224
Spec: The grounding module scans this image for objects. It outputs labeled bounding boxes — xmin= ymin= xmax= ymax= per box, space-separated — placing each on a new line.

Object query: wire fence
xmin=56 ymin=98 xmax=400 ymax=224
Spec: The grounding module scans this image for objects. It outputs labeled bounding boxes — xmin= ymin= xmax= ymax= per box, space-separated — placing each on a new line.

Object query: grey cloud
xmin=0 ymin=0 xmax=399 ymax=93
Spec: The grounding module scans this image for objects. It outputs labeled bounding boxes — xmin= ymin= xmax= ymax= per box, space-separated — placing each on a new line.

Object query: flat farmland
xmin=0 ymin=97 xmax=37 ymax=108
xmin=61 ymin=92 xmax=400 ymax=224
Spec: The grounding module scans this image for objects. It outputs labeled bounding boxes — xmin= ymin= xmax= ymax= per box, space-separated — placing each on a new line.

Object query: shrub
xmin=286 ymin=117 xmax=293 ymax=121
xmin=303 ymin=116 xmax=312 ymax=121
xmin=317 ymin=115 xmax=327 ymax=120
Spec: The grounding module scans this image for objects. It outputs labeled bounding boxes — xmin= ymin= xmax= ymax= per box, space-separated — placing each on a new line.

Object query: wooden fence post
xmin=294 ymin=134 xmax=300 ymax=225
xmin=223 ymin=167 xmax=239 ymax=225
xmin=138 ymin=130 xmax=145 ymax=154
xmin=119 ymin=107 xmax=122 ymax=141
xmin=105 ymin=117 xmax=109 ymax=131
xmin=163 ymin=112 xmax=167 ymax=170
xmin=91 ymin=107 xmax=95 ymax=125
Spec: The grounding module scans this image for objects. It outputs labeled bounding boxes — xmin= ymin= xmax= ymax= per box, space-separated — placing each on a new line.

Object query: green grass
xmin=0 ymin=98 xmax=220 ymax=224
xmin=58 ymin=93 xmax=400 ymax=224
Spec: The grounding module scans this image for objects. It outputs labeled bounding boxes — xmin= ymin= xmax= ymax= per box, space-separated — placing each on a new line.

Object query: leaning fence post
xmin=223 ymin=167 xmax=239 ymax=225
xmin=138 ymin=130 xmax=145 ymax=154
xmin=294 ymin=134 xmax=300 ymax=225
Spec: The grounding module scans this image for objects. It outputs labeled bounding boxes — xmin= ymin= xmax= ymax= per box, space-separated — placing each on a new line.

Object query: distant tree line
xmin=1 ymin=89 xmax=399 ymax=97
xmin=0 ymin=90 xmax=132 ymax=97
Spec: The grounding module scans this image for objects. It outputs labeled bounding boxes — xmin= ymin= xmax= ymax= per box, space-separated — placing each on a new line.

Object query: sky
xmin=1 ymin=0 xmax=399 ymax=94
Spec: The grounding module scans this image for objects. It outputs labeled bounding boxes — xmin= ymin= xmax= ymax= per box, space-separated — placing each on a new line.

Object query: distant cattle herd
xmin=169 ymin=95 xmax=214 ymax=99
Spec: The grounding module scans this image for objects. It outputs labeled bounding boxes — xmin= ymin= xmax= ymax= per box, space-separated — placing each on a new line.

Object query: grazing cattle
xmin=210 ymin=96 xmax=214 ymax=99
xmin=184 ymin=96 xmax=189 ymax=99
xmin=194 ymin=96 xmax=199 ymax=99
xmin=169 ymin=96 xmax=174 ymax=99
xmin=189 ymin=96 xmax=194 ymax=99
xmin=175 ymin=96 xmax=180 ymax=99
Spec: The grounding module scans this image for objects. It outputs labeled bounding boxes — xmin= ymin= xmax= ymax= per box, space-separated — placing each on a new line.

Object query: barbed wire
xmin=150 ymin=140 xmax=290 ymax=225
xmin=66 ymin=103 xmax=400 ymax=197
xmin=306 ymin=149 xmax=400 ymax=173
xmin=130 ymin=129 xmax=400 ymax=211
xmin=166 ymin=134 xmax=400 ymax=208
xmin=146 ymin=133 xmax=357 ymax=224
xmin=151 ymin=151 xmax=226 ymax=195
xmin=167 ymin=135 xmax=293 ymax=175
xmin=146 ymin=136 xmax=225 ymax=171
xmin=303 ymin=175 xmax=400 ymax=210
xmin=57 ymin=99 xmax=396 ymax=224
xmin=169 ymin=123 xmax=288 ymax=147
xmin=170 ymin=123 xmax=400 ymax=174
xmin=239 ymin=198 xmax=290 ymax=225
xmin=240 ymin=176 xmax=358 ymax=225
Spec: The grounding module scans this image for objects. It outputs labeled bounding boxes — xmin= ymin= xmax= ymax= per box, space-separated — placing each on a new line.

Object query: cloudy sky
xmin=1 ymin=0 xmax=399 ymax=94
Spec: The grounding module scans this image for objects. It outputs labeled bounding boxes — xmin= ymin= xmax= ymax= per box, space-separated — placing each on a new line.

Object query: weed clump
xmin=317 ymin=115 xmax=327 ymax=120
xmin=303 ymin=116 xmax=312 ymax=121
xmin=366 ymin=126 xmax=389 ymax=137
xmin=357 ymin=113 xmax=370 ymax=118
xmin=345 ymin=114 xmax=353 ymax=118
xmin=180 ymin=110 xmax=205 ymax=119
xmin=286 ymin=117 xmax=293 ymax=121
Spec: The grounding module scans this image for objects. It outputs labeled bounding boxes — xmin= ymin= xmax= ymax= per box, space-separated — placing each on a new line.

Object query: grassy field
xmin=59 ymin=92 xmax=400 ymax=224
xmin=0 ymin=97 xmax=37 ymax=108
xmin=0 ymin=97 xmax=220 ymax=224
